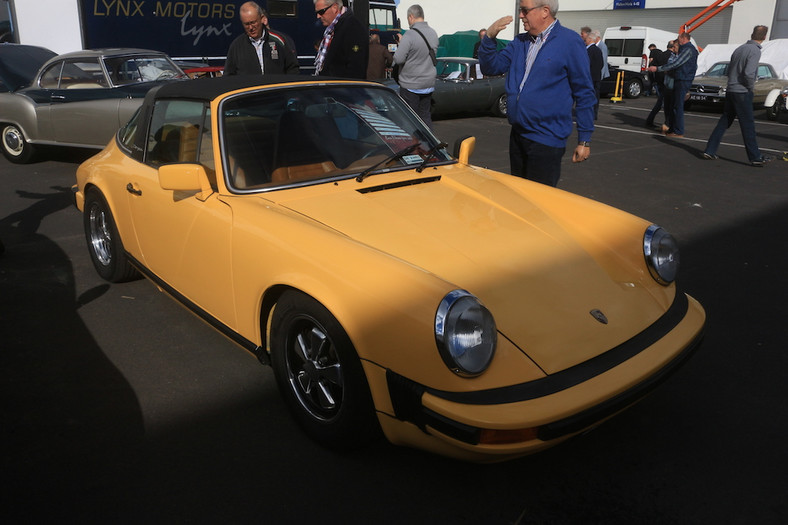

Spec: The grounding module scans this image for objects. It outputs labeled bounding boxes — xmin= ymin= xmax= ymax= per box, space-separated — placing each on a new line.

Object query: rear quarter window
xmin=623 ymin=39 xmax=645 ymax=56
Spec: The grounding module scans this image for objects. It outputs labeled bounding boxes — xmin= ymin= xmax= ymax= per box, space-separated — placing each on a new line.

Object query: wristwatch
xmin=578 ymin=141 xmax=591 ymax=147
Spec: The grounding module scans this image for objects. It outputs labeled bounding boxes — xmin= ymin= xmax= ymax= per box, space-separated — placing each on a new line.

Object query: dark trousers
xmin=509 ymin=129 xmax=566 ymax=187
xmin=671 ymin=79 xmax=692 ymax=135
xmin=705 ymin=91 xmax=762 ymax=162
xmin=399 ymin=87 xmax=433 ymax=129
xmin=662 ymin=84 xmax=675 ymax=131
xmin=646 ymin=83 xmax=663 ymax=126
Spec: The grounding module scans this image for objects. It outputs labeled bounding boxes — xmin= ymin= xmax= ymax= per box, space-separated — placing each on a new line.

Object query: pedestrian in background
xmin=314 ymin=0 xmax=368 ymax=79
xmin=585 ymin=31 xmax=603 ymax=120
xmin=473 ymin=28 xmax=487 ymax=59
xmin=479 ymin=0 xmax=595 ymax=187
xmin=645 ymin=41 xmax=671 ymax=129
xmin=592 ymin=29 xmax=609 ymax=80
xmin=648 ymin=32 xmax=698 ymax=137
xmin=703 ymin=25 xmax=773 ymax=167
xmin=366 ymin=33 xmax=393 ymax=80
xmin=392 ymin=5 xmax=439 ymax=129
xmin=224 ymin=2 xmax=299 ymax=76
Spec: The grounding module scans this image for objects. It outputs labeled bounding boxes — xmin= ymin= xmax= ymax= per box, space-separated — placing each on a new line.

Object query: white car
xmin=765 ymin=86 xmax=787 ymax=121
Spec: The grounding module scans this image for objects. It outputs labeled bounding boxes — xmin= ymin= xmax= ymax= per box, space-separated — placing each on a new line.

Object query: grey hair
xmin=407 ymin=5 xmax=425 ymax=19
xmin=241 ymin=1 xmax=266 ymax=17
xmin=538 ymin=0 xmax=559 ymax=18
xmin=314 ymin=0 xmax=342 ymax=6
xmin=590 ymin=29 xmax=601 ymax=39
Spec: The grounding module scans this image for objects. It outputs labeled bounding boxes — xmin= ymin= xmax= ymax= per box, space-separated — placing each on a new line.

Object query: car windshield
xmin=706 ymin=63 xmax=729 ymax=77
xmin=103 ymin=55 xmax=185 ymax=86
xmin=220 ymin=85 xmax=452 ymax=192
xmin=437 ymin=61 xmax=466 ymax=80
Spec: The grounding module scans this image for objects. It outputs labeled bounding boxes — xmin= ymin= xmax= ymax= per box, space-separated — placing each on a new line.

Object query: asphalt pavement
xmin=1 ymin=95 xmax=787 ymax=524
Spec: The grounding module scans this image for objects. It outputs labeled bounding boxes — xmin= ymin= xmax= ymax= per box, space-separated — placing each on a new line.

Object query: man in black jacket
xmin=224 ymin=2 xmax=299 ymax=76
xmin=585 ymin=32 xmax=603 ymax=120
xmin=314 ymin=0 xmax=369 ymax=79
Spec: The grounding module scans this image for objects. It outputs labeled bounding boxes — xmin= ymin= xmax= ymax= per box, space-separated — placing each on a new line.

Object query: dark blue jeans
xmin=704 ymin=91 xmax=762 ymax=162
xmin=646 ymin=83 xmax=663 ymax=126
xmin=509 ymin=130 xmax=566 ymax=187
xmin=399 ymin=87 xmax=433 ymax=130
xmin=671 ymin=79 xmax=692 ymax=135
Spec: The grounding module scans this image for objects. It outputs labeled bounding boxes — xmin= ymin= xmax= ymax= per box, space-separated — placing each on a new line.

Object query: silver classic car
xmin=0 ymin=44 xmax=186 ymax=163
xmin=687 ymin=61 xmax=788 ymax=110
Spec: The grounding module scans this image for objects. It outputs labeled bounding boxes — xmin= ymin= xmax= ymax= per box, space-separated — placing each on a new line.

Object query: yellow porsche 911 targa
xmin=74 ymin=76 xmax=705 ymax=462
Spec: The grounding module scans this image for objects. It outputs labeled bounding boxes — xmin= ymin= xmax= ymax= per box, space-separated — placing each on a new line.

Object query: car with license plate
xmin=74 ymin=75 xmax=705 ymax=462
xmin=386 ymin=57 xmax=507 ymax=117
xmin=0 ymin=44 xmax=186 ymax=163
xmin=687 ymin=61 xmax=788 ymax=109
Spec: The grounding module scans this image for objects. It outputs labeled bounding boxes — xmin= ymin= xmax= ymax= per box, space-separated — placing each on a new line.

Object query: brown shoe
xmin=661 ymin=124 xmax=669 ymax=133
xmin=665 ymin=133 xmax=684 ymax=138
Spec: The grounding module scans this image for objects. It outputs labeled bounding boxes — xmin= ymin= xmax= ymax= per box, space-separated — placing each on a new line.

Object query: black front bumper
xmin=386 ymin=292 xmax=704 ymax=445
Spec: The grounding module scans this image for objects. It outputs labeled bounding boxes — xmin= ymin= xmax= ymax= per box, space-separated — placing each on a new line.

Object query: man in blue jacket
xmin=478 ymin=0 xmax=595 ymax=187
xmin=648 ymin=32 xmax=698 ymax=137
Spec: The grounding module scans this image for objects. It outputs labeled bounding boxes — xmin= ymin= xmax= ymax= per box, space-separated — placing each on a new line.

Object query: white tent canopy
xmin=696 ymin=39 xmax=788 ymax=78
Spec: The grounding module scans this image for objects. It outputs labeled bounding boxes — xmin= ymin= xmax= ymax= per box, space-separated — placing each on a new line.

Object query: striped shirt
xmin=519 ymin=19 xmax=558 ymax=94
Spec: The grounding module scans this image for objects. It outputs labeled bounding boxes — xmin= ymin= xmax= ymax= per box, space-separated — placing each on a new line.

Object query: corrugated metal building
xmin=412 ymin=0 xmax=786 ymax=46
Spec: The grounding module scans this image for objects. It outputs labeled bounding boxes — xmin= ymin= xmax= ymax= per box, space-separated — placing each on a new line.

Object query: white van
xmin=603 ymin=26 xmax=681 ymax=73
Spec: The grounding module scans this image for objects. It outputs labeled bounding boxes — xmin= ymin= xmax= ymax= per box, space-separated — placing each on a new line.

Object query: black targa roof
xmin=149 ymin=74 xmax=380 ymax=103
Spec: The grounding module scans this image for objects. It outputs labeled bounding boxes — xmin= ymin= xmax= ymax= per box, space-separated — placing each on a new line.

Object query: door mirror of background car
xmin=159 ymin=163 xmax=214 ymax=201
xmin=453 ymin=136 xmax=476 ymax=165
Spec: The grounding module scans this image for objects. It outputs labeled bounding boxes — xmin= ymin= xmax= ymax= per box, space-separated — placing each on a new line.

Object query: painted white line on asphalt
xmin=592 ymin=123 xmax=785 ymax=154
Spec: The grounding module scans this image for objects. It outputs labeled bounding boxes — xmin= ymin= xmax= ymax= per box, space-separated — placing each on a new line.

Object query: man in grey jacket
xmin=702 ymin=25 xmax=772 ymax=166
xmin=393 ymin=5 xmax=439 ymax=128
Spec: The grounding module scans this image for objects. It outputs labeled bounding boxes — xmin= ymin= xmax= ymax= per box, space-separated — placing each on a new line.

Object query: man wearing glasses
xmin=314 ymin=0 xmax=369 ymax=79
xmin=478 ymin=0 xmax=596 ymax=187
xmin=224 ymin=2 xmax=299 ymax=76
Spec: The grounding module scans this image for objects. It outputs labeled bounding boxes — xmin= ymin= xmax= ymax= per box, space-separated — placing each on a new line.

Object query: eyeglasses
xmin=519 ymin=5 xmax=544 ymax=15
xmin=316 ymin=4 xmax=334 ymax=16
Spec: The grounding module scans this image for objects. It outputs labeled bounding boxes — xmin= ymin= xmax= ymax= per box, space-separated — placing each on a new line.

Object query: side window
xmin=146 ymin=100 xmax=209 ymax=168
xmin=119 ymin=107 xmax=142 ymax=152
xmin=60 ymin=60 xmax=108 ymax=88
xmin=622 ymin=39 xmax=645 ymax=57
xmin=605 ymin=39 xmax=623 ymax=57
xmin=757 ymin=65 xmax=773 ymax=79
xmin=39 ymin=62 xmax=63 ymax=88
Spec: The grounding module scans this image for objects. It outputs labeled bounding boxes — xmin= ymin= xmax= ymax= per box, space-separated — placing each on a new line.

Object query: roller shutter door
xmin=556 ymin=7 xmax=732 ymax=47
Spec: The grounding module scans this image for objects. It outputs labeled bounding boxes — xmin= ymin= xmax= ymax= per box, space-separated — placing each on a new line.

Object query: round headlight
xmin=435 ymin=290 xmax=497 ymax=377
xmin=644 ymin=225 xmax=680 ymax=285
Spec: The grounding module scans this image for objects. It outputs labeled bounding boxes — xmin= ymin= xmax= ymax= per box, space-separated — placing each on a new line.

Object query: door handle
xmin=126 ymin=183 xmax=142 ymax=196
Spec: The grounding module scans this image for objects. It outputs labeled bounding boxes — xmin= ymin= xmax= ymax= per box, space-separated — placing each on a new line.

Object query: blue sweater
xmin=478 ymin=21 xmax=595 ymax=148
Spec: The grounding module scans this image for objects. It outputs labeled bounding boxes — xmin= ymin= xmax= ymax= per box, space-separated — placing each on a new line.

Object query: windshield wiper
xmin=356 ymin=142 xmax=422 ymax=182
xmin=415 ymin=142 xmax=448 ymax=173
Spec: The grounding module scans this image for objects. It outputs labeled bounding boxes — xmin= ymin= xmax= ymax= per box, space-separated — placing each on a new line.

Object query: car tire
xmin=491 ymin=94 xmax=507 ymax=117
xmin=270 ymin=290 xmax=379 ymax=449
xmin=766 ymin=102 xmax=780 ymax=121
xmin=2 ymin=123 xmax=35 ymax=164
xmin=624 ymin=79 xmax=642 ymax=99
xmin=83 ymin=189 xmax=139 ymax=283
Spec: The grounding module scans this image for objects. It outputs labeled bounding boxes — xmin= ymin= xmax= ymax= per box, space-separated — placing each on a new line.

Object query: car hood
xmin=0 ymin=45 xmax=56 ymax=91
xmin=267 ymin=167 xmax=669 ymax=374
xmin=692 ymin=75 xmax=726 ymax=86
